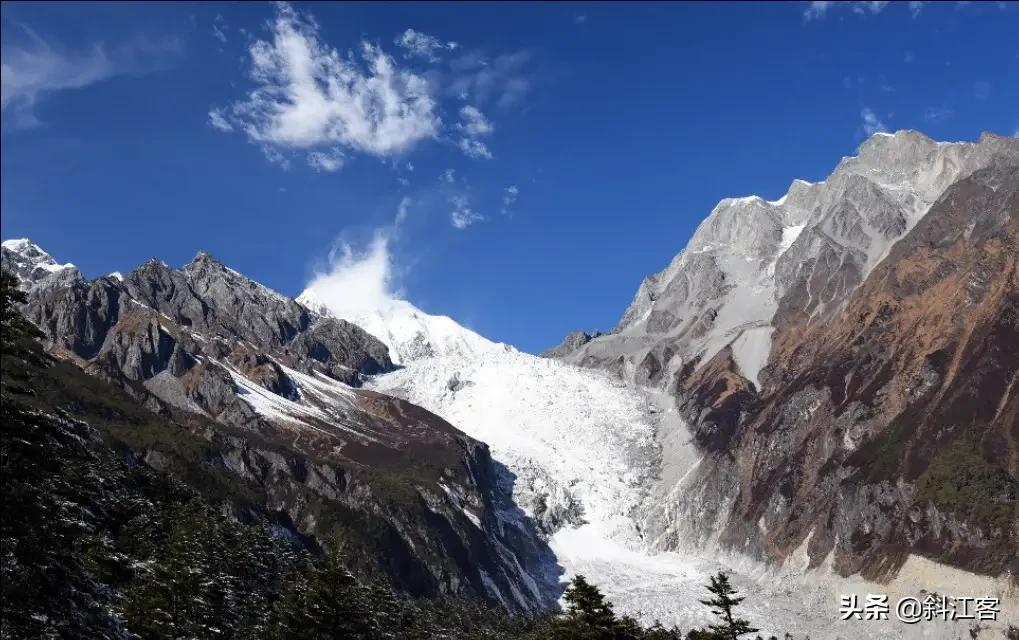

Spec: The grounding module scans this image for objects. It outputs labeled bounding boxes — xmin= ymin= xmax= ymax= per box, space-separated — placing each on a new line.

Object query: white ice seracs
xmin=297 ymin=292 xmax=1008 ymax=637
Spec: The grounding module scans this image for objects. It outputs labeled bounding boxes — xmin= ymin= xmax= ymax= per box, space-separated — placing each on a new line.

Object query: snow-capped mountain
xmin=4 ymin=130 xmax=1015 ymax=638
xmin=551 ymin=131 xmax=1018 ymax=391
xmin=298 ymin=293 xmax=500 ymax=364
xmin=300 ymin=130 xmax=1019 ymax=638
xmin=299 ymin=286 xmax=660 ymax=545
xmin=542 ymin=130 xmax=1019 ymax=636
xmin=295 ymin=278 xmax=998 ymax=638
xmin=1 ymin=238 xmax=82 ymax=295
xmin=3 ymin=242 xmax=558 ymax=613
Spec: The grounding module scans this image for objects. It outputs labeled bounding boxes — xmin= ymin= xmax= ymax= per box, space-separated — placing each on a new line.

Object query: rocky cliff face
xmin=547 ymin=131 xmax=1019 ymax=581
xmin=1 ymin=242 xmax=556 ymax=612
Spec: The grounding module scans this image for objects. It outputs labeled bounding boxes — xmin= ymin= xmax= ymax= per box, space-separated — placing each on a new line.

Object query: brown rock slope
xmin=717 ymin=163 xmax=1018 ymax=580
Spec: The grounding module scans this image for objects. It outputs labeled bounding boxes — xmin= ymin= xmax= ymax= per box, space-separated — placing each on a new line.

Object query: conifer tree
xmin=268 ymin=558 xmax=317 ymax=640
xmin=696 ymin=572 xmax=758 ymax=640
xmin=564 ymin=574 xmax=616 ymax=629
xmin=305 ymin=546 xmax=379 ymax=640
xmin=547 ymin=574 xmax=626 ymax=639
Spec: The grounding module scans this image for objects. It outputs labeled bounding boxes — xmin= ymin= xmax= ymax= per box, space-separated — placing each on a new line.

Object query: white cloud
xmin=450 ymin=194 xmax=483 ymax=229
xmin=208 ymin=107 xmax=234 ymax=131
xmin=458 ymin=138 xmax=492 ymax=159
xmin=804 ymin=1 xmax=890 ymax=20
xmin=394 ymin=28 xmax=458 ymax=62
xmin=804 ymin=1 xmax=834 ymax=19
xmin=218 ymin=4 xmax=439 ymax=164
xmin=395 ymin=196 xmax=412 ymax=224
xmin=575 ymin=15 xmax=588 ymax=24
xmin=860 ymin=107 xmax=888 ymax=136
xmin=212 ymin=15 xmax=228 ymax=44
xmin=213 ymin=6 xmax=531 ymax=172
xmin=922 ymin=105 xmax=953 ymax=124
xmin=262 ymin=145 xmax=291 ymax=170
xmin=307 ymin=147 xmax=345 ymax=172
xmin=854 ymin=2 xmax=890 ymax=14
xmin=1 ymin=26 xmax=179 ymax=126
xmin=456 ymin=105 xmax=494 ymax=159
xmin=908 ymin=2 xmax=925 ymax=18
xmin=440 ymin=168 xmax=457 ymax=184
xmin=304 ymin=231 xmax=398 ymax=318
xmin=501 ymin=184 xmax=519 ymax=214
xmin=448 ymin=50 xmax=531 ymax=109
xmin=457 ymin=105 xmax=494 ymax=137
xmin=1 ymin=41 xmax=112 ymax=122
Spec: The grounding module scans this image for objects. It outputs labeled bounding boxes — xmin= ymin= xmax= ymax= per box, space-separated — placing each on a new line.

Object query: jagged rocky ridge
xmin=546 ymin=131 xmax=1019 ymax=581
xmin=1 ymin=241 xmax=556 ymax=612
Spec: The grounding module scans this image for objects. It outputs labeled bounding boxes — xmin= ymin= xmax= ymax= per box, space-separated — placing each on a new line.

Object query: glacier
xmin=297 ymin=286 xmax=1009 ymax=638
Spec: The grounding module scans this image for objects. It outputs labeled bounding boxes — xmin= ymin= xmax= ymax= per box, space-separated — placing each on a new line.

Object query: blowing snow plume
xmin=298 ymin=229 xmax=430 ymax=363
xmin=301 ymin=231 xmax=398 ymax=320
xmin=297 ymin=222 xmax=497 ymax=364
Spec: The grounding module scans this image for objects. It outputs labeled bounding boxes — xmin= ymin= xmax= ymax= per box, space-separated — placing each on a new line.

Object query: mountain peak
xmin=138 ymin=257 xmax=171 ymax=270
xmin=1 ymin=237 xmax=80 ymax=292
xmin=297 ymin=290 xmax=503 ymax=365
xmin=2 ymin=238 xmax=38 ymax=252
xmin=1 ymin=238 xmax=72 ymax=268
xmin=188 ymin=250 xmax=220 ymax=265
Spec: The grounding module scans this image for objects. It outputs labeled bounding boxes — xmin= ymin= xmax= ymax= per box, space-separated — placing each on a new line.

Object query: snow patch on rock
xmin=729 ymin=326 xmax=774 ymax=390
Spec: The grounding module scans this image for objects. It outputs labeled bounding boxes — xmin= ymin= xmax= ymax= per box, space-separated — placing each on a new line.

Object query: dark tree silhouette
xmin=695 ymin=572 xmax=759 ymax=640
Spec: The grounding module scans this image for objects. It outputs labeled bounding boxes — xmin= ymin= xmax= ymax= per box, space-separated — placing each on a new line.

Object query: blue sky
xmin=2 ymin=2 xmax=1017 ymax=353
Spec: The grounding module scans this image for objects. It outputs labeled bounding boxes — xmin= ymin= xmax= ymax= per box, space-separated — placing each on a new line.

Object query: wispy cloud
xmin=435 ymin=169 xmax=484 ymax=229
xmin=306 ymin=147 xmax=345 ymax=172
xmin=455 ymin=105 xmax=494 ymax=159
xmin=804 ymin=1 xmax=891 ymax=21
xmin=1 ymin=24 xmax=181 ymax=127
xmin=450 ymin=193 xmax=483 ymax=229
xmin=922 ymin=105 xmax=953 ymax=124
xmin=974 ymin=80 xmax=991 ymax=100
xmin=860 ymin=107 xmax=888 ymax=136
xmin=261 ymin=145 xmax=291 ymax=170
xmin=395 ymin=196 xmax=412 ymax=224
xmin=208 ymin=107 xmax=233 ymax=131
xmin=447 ymin=50 xmax=532 ymax=110
xmin=458 ymin=138 xmax=493 ymax=160
xmin=212 ymin=14 xmax=228 ymax=44
xmin=395 ymin=28 xmax=458 ymax=62
xmin=501 ymin=184 xmax=519 ymax=214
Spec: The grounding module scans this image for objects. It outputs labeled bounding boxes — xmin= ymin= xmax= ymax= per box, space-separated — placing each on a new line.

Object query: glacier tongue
xmin=294 ymin=292 xmax=964 ymax=638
